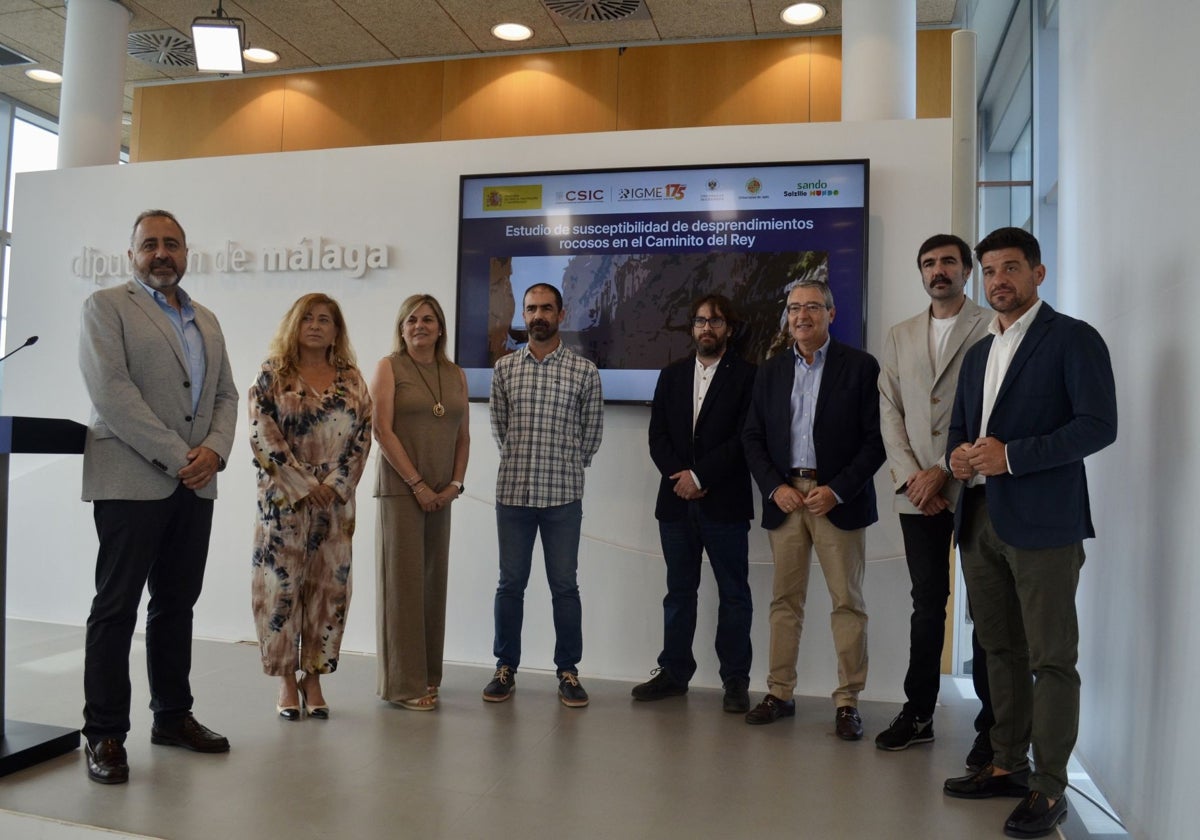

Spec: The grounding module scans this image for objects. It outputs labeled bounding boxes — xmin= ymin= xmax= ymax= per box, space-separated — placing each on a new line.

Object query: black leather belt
xmin=789 ymin=468 xmax=817 ymax=480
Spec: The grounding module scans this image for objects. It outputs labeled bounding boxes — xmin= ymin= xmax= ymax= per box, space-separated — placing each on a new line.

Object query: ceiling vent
xmin=127 ymin=30 xmax=196 ymax=68
xmin=0 ymin=42 xmax=35 ymax=67
xmin=543 ymin=1 xmax=645 ymax=22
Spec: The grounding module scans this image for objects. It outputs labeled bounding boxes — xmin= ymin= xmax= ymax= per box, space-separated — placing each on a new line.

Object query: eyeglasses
xmin=786 ymin=302 xmax=828 ymax=315
xmin=692 ymin=316 xmax=727 ymax=329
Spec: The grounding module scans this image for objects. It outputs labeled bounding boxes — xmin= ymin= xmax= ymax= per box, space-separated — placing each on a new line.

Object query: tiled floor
xmin=0 ymin=619 xmax=1124 ymax=839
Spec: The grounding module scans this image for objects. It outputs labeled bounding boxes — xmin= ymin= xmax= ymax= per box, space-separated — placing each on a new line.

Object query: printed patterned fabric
xmin=248 ymin=361 xmax=372 ymax=675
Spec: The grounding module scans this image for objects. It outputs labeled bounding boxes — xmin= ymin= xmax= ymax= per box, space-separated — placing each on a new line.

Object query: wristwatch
xmin=450 ymin=480 xmax=464 ymax=495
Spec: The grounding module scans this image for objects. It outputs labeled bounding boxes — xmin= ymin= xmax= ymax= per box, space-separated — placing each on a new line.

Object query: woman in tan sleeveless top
xmin=369 ymin=294 xmax=469 ymax=710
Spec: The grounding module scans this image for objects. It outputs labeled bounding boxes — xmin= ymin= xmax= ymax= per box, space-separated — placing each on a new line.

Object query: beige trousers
xmin=765 ymin=477 xmax=868 ymax=707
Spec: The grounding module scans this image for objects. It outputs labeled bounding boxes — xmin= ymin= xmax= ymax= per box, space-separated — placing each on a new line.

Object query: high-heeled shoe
xmin=276 ymin=703 xmax=301 ymax=721
xmin=299 ymin=676 xmax=329 ymax=720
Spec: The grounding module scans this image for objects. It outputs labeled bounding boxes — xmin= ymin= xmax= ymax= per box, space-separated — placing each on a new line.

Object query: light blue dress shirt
xmin=789 ymin=336 xmax=829 ymax=470
xmin=134 ymin=278 xmax=206 ymax=413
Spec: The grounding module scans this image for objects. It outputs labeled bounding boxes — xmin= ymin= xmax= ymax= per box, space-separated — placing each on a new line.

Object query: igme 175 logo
xmin=618 ymin=183 xmax=687 ymax=201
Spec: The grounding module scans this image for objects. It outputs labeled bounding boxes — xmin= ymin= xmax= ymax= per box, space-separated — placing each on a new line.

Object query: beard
xmin=135 ymin=258 xmax=181 ymax=289
xmin=987 ymin=286 xmax=1029 ymax=313
xmin=695 ymin=333 xmax=727 ymax=359
xmin=527 ymin=319 xmax=559 ymax=342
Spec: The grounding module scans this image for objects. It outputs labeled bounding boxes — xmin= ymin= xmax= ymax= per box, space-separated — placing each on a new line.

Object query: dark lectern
xmin=0 ymin=416 xmax=87 ymax=777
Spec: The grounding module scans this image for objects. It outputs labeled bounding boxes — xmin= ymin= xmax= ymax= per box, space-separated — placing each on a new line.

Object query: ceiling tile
xmin=335 ymin=0 xmax=478 ymax=58
xmin=437 ymin=0 xmax=568 ymax=52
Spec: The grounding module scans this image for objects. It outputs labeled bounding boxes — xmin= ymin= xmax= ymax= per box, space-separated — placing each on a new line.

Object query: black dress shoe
xmin=835 ymin=705 xmax=863 ymax=740
xmin=1004 ymin=791 xmax=1068 ymax=838
xmin=151 ymin=714 xmax=230 ymax=753
xmin=745 ymin=694 xmax=795 ymax=725
xmin=944 ymin=763 xmax=1030 ymax=799
xmin=85 ymin=738 xmax=129 ymax=785
xmin=631 ymin=667 xmax=688 ymax=701
xmin=722 ymin=678 xmax=750 ymax=714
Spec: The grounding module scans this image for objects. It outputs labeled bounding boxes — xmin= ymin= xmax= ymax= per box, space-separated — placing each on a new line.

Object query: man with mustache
xmin=484 ymin=283 xmax=603 ymax=707
xmin=741 ymin=280 xmax=885 ymax=738
xmin=875 ymin=234 xmax=995 ymax=768
xmin=633 ymin=294 xmax=756 ymax=713
xmin=942 ymin=228 xmax=1116 ymax=839
xmin=78 ymin=210 xmax=238 ymax=784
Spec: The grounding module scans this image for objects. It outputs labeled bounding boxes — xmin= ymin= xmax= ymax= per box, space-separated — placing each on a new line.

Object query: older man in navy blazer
xmin=633 ymin=294 xmax=756 ymax=713
xmin=942 ymin=228 xmax=1117 ymax=839
xmin=78 ymin=210 xmax=238 ymax=784
xmin=742 ymin=280 xmax=885 ymax=739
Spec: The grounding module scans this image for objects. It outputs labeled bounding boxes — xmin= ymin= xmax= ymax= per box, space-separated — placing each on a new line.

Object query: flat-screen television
xmin=455 ymin=159 xmax=869 ymax=403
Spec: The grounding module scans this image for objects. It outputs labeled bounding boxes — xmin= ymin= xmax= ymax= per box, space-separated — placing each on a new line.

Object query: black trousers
xmin=897 ymin=510 xmax=994 ymax=727
xmin=83 ymin=484 xmax=213 ymax=743
xmin=898 ymin=511 xmax=954 ymax=719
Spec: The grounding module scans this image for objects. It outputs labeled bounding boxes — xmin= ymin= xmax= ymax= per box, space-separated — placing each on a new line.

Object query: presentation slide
xmin=456 ymin=160 xmax=869 ymax=402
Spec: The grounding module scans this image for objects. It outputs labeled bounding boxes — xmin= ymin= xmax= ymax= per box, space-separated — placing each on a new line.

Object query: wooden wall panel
xmin=130 ymin=32 xmax=953 ymax=162
xmin=917 ymin=29 xmax=953 ymax=119
xmin=616 ymin=39 xmax=812 ymax=131
xmin=441 ymin=51 xmax=619 ymax=141
xmin=132 ymin=77 xmax=286 ymax=162
xmin=808 ymin=36 xmax=843 ymax=122
xmin=281 ymin=63 xmax=444 ymax=152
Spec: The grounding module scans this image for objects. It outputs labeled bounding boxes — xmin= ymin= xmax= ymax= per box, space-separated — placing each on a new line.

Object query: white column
xmin=57 ymin=0 xmax=132 ymax=169
xmin=841 ymin=0 xmax=916 ymax=121
xmin=950 ymin=29 xmax=977 ymax=260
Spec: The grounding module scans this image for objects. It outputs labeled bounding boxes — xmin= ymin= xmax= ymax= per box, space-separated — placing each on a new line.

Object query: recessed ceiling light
xmin=780 ymin=3 xmax=826 ymax=26
xmin=25 ymin=68 xmax=63 ymax=84
xmin=491 ymin=22 xmax=533 ymax=42
xmin=243 ymin=46 xmax=279 ymax=64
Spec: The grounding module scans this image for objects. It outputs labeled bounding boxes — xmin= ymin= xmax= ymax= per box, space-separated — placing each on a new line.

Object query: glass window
xmin=2 ymin=114 xmax=59 ymax=358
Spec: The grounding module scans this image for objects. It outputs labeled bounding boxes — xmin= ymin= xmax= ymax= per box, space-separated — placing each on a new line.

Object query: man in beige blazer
xmin=78 ymin=210 xmax=238 ymax=784
xmin=874 ymin=234 xmax=993 ymax=764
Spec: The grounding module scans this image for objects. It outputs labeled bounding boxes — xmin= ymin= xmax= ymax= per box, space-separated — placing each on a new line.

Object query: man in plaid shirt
xmin=483 ymin=283 xmax=604 ymax=708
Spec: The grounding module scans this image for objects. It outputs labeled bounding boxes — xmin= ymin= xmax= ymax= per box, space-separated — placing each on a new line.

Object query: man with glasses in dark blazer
xmin=633 ymin=294 xmax=757 ymax=713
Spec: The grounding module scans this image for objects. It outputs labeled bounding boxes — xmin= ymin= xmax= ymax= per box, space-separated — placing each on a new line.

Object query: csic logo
xmin=618 ymin=183 xmax=687 ymax=201
xmin=555 ymin=188 xmax=606 ymax=203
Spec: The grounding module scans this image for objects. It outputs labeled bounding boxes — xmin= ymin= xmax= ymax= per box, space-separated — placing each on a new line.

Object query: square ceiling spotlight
xmin=191 ymin=15 xmax=245 ymax=73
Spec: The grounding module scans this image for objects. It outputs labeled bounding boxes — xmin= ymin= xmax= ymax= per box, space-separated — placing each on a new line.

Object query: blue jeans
xmin=658 ymin=504 xmax=752 ymax=684
xmin=493 ymin=500 xmax=583 ymax=677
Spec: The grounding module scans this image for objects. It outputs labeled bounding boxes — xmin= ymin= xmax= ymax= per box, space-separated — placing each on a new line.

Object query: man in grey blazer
xmin=78 ymin=210 xmax=238 ymax=784
xmin=875 ymin=234 xmax=994 ymax=765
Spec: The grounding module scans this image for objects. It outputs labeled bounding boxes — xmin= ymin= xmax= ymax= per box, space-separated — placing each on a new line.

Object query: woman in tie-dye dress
xmin=249 ymin=293 xmax=372 ymax=720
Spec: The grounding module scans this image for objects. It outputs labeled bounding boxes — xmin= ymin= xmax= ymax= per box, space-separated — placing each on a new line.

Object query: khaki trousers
xmin=765 ymin=477 xmax=868 ymax=706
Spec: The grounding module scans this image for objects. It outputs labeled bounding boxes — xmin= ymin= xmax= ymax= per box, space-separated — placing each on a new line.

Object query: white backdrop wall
xmin=1059 ymin=2 xmax=1200 ymax=837
xmin=4 ymin=119 xmax=950 ymax=703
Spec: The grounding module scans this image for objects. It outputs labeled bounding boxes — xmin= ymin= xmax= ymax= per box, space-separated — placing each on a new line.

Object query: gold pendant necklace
xmin=408 ymin=355 xmax=445 ymax=417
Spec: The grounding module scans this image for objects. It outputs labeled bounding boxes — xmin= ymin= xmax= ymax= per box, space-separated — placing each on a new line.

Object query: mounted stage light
xmin=191 ymin=1 xmax=245 ymax=74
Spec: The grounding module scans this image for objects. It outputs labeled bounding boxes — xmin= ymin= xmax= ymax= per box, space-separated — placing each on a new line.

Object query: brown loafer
xmin=150 ymin=714 xmax=230 ymax=753
xmin=835 ymin=705 xmax=863 ymax=740
xmin=745 ymin=694 xmax=795 ymax=725
xmin=85 ymin=737 xmax=129 ymax=784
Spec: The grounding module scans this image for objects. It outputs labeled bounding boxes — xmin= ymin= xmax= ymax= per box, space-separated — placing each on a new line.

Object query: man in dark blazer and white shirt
xmin=742 ymin=280 xmax=885 ymax=739
xmin=78 ymin=210 xmax=238 ymax=784
xmin=633 ymin=294 xmax=756 ymax=713
xmin=942 ymin=228 xmax=1117 ymax=839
